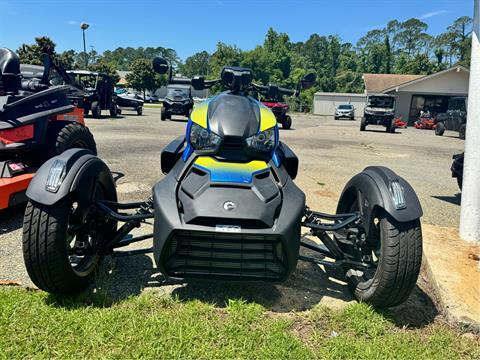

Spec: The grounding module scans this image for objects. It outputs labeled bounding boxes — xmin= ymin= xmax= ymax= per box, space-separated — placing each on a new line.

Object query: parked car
xmin=360 ymin=94 xmax=396 ymax=133
xmin=435 ymin=97 xmax=467 ymax=139
xmin=334 ymin=104 xmax=355 ymax=120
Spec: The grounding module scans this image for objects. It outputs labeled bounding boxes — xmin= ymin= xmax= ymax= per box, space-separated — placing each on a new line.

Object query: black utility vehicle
xmin=161 ymin=84 xmax=193 ymax=120
xmin=361 ymin=94 xmax=396 ymax=133
xmin=22 ymin=58 xmax=423 ymax=309
xmin=435 ymin=97 xmax=468 ymax=139
xmin=67 ymin=70 xmax=118 ymax=118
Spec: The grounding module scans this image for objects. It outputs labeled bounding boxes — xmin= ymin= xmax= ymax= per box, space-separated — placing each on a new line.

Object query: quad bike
xmin=161 ymin=84 xmax=194 ymax=120
xmin=22 ymin=58 xmax=423 ymax=308
xmin=0 ymin=48 xmax=96 ymax=210
xmin=414 ymin=111 xmax=436 ymax=130
xmin=258 ymin=87 xmax=294 ymax=129
xmin=451 ymin=153 xmax=464 ymax=191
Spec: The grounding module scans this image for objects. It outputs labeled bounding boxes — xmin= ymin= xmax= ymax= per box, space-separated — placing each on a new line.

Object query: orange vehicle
xmin=0 ymin=48 xmax=96 ymax=210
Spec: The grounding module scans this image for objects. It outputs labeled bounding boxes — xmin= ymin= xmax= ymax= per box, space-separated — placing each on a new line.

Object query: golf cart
xmin=361 ymin=94 xmax=396 ymax=133
xmin=67 ymin=70 xmax=118 ymax=118
xmin=22 ymin=58 xmax=423 ymax=309
xmin=161 ymin=84 xmax=194 ymax=120
xmin=0 ymin=48 xmax=96 ymax=210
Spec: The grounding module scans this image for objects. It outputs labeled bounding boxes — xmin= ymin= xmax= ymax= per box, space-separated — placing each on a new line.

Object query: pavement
xmin=0 ymin=108 xmax=478 ymax=329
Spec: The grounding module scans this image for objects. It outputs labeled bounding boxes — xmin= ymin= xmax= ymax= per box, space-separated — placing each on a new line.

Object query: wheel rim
xmin=66 ymin=185 xmax=105 ymax=277
xmin=344 ymin=198 xmax=382 ymax=288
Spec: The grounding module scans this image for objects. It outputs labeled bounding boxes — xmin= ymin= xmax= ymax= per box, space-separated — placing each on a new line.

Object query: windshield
xmin=368 ymin=96 xmax=394 ymax=108
xmin=167 ymin=87 xmax=190 ymax=98
xmin=338 ymin=105 xmax=353 ymax=109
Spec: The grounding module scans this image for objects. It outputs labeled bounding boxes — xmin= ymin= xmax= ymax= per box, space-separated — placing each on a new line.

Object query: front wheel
xmin=459 ymin=124 xmax=466 ymax=140
xmin=282 ymin=115 xmax=292 ymax=130
xmin=435 ymin=122 xmax=445 ymax=136
xmin=360 ymin=117 xmax=366 ymax=131
xmin=91 ymin=101 xmax=101 ymax=118
xmin=109 ymin=104 xmax=118 ymax=117
xmin=344 ymin=210 xmax=422 ymax=307
xmin=22 ymin=191 xmax=115 ymax=294
xmin=161 ymin=107 xmax=167 ymax=121
xmin=137 ymin=106 xmax=143 ymax=116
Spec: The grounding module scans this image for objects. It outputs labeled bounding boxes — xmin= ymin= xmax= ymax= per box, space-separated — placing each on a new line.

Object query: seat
xmin=0 ymin=48 xmax=21 ymax=94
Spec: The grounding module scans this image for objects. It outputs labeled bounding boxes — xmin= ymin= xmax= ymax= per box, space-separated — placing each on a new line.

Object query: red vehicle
xmin=414 ymin=111 xmax=436 ymax=130
xmin=0 ymin=48 xmax=96 ymax=210
xmin=261 ymin=100 xmax=292 ymax=129
xmin=394 ymin=116 xmax=407 ymax=129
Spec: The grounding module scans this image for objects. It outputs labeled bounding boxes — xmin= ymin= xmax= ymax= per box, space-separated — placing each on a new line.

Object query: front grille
xmin=221 ymin=136 xmax=244 ymax=151
xmin=163 ymin=230 xmax=287 ymax=280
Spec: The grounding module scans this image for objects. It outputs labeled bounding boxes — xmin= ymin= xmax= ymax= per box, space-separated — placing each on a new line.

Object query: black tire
xmin=435 ymin=122 xmax=445 ymax=136
xmin=350 ymin=117 xmax=354 ymax=121
xmin=109 ymin=104 xmax=118 ymax=117
xmin=334 ymin=116 xmax=338 ymax=120
xmin=344 ymin=210 xmax=422 ymax=308
xmin=389 ymin=119 xmax=396 ymax=133
xmin=137 ymin=107 xmax=143 ymax=116
xmin=459 ymin=124 xmax=466 ymax=140
xmin=360 ymin=117 xmax=366 ymax=131
xmin=83 ymin=108 xmax=89 ymax=116
xmin=117 ymin=108 xmax=122 ymax=115
xmin=161 ymin=107 xmax=167 ymax=121
xmin=22 ymin=190 xmax=115 ymax=294
xmin=283 ymin=115 xmax=292 ymax=130
xmin=52 ymin=123 xmax=97 ymax=156
xmin=91 ymin=101 xmax=101 ymax=118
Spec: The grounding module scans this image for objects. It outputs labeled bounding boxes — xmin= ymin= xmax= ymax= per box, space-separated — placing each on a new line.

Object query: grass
xmin=0 ymin=287 xmax=478 ymax=359
xmin=143 ymin=103 xmax=162 ymax=108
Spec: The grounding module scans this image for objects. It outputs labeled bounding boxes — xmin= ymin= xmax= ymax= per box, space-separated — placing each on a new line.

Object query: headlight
xmin=46 ymin=159 xmax=67 ymax=193
xmin=189 ymin=123 xmax=221 ymax=151
xmin=245 ymin=128 xmax=276 ymax=153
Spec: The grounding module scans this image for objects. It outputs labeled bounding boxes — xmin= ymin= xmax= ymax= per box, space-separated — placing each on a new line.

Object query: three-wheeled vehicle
xmin=67 ymin=70 xmax=118 ymax=118
xmin=0 ymin=48 xmax=96 ymax=210
xmin=22 ymin=58 xmax=423 ymax=308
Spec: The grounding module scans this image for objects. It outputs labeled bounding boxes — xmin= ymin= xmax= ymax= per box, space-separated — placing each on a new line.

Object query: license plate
xmin=8 ymin=162 xmax=26 ymax=172
xmin=215 ymin=225 xmax=241 ymax=233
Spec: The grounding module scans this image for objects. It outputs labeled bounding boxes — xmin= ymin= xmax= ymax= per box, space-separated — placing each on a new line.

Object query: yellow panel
xmin=259 ymin=105 xmax=277 ymax=132
xmin=190 ymin=102 xmax=209 ymax=128
xmin=194 ymin=156 xmax=269 ymax=183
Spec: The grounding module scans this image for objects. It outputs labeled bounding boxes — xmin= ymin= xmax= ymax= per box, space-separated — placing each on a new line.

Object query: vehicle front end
xmin=153 ymin=93 xmax=305 ymax=281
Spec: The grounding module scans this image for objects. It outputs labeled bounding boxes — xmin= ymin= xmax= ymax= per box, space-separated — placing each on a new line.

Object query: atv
xmin=257 ymin=86 xmax=295 ymax=129
xmin=0 ymin=48 xmax=96 ymax=210
xmin=361 ymin=94 xmax=396 ymax=133
xmin=22 ymin=58 xmax=423 ymax=308
xmin=67 ymin=70 xmax=118 ymax=118
xmin=161 ymin=84 xmax=194 ymax=120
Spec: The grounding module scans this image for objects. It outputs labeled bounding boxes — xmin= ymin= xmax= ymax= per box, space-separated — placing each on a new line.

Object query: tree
xmin=394 ymin=18 xmax=429 ymax=56
xmin=126 ymin=58 xmax=162 ymax=97
xmin=181 ymin=51 xmax=210 ymax=77
xmin=90 ymin=61 xmax=120 ymax=84
xmin=16 ymin=36 xmax=56 ymax=65
xmin=448 ymin=16 xmax=473 ymax=64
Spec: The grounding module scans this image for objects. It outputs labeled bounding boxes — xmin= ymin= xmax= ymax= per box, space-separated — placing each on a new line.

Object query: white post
xmin=460 ymin=0 xmax=480 ymax=243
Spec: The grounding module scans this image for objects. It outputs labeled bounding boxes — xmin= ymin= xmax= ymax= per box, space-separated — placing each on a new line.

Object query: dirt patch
xmin=314 ymin=189 xmax=336 ymax=199
xmin=422 ymin=224 xmax=480 ymax=329
xmin=116 ymin=182 xmax=151 ymax=194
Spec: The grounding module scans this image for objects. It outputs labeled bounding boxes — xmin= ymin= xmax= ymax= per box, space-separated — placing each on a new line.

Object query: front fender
xmin=26 ymin=148 xmax=116 ymax=206
xmin=337 ymin=166 xmax=422 ymax=235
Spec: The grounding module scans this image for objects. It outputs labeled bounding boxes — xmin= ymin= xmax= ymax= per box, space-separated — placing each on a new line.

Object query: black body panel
xmin=152 ymin=157 xmax=305 ymax=282
xmin=207 ymin=93 xmax=260 ymax=138
xmin=337 ymin=166 xmax=422 ymax=236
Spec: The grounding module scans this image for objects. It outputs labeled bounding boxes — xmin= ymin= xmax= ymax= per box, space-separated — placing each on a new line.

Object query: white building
xmin=313 ymin=66 xmax=470 ymax=125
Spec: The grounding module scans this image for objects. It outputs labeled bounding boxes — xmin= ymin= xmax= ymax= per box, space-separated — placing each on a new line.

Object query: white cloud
xmin=419 ymin=10 xmax=449 ymax=20
xmin=67 ymin=20 xmax=78 ymax=25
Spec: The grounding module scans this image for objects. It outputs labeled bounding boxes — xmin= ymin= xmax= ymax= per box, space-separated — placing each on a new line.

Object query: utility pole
xmin=459 ymin=0 xmax=480 ymax=243
xmin=80 ymin=22 xmax=90 ymax=70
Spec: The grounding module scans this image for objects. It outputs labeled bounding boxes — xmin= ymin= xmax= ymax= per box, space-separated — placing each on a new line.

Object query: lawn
xmin=0 ymin=287 xmax=478 ymax=359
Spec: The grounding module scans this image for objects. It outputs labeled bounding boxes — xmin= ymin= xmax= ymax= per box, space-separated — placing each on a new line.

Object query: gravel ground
xmin=0 ymin=108 xmax=464 ymax=319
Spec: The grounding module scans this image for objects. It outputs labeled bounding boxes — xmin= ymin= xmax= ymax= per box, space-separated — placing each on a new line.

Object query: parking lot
xmin=0 ymin=108 xmax=466 ymax=315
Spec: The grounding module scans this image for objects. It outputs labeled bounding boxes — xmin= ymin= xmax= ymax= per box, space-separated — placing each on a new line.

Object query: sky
xmin=0 ymin=0 xmax=473 ymax=60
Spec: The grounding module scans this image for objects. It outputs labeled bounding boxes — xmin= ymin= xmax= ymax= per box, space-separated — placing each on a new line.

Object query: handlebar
xmin=253 ymin=83 xmax=297 ymax=97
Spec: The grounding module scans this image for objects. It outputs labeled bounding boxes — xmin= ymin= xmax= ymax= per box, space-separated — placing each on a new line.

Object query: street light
xmin=80 ymin=22 xmax=90 ymax=70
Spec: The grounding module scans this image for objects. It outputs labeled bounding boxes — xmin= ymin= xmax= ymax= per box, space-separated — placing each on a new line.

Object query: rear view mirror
xmin=191 ymin=76 xmax=205 ymax=90
xmin=152 ymin=57 xmax=169 ymax=74
xmin=300 ymin=73 xmax=316 ymax=90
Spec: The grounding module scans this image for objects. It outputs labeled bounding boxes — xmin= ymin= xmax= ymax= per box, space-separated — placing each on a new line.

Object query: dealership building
xmin=313 ymin=65 xmax=470 ymax=124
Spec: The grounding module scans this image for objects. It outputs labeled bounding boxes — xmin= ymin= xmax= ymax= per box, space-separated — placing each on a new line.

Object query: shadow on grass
xmin=42 ymin=236 xmax=440 ymax=329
